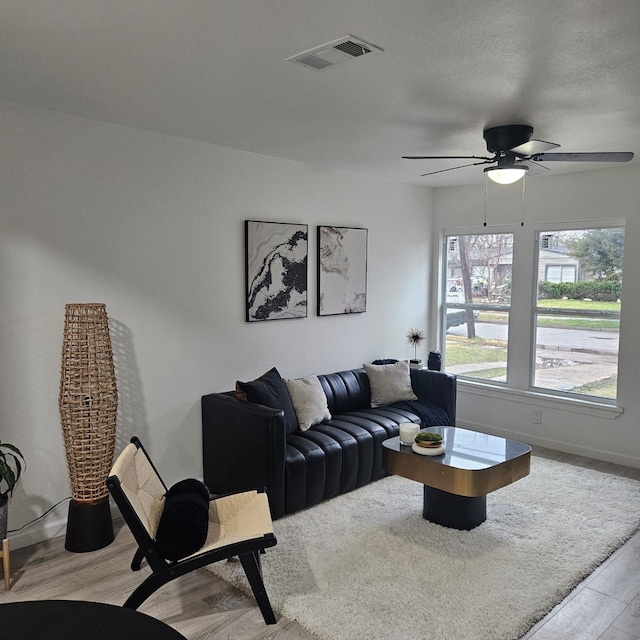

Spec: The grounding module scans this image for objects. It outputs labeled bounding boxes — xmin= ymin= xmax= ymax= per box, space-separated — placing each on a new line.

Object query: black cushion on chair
xmin=155 ymin=479 xmax=210 ymax=561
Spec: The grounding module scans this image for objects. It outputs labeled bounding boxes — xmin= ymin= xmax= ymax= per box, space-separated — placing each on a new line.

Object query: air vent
xmin=286 ymin=35 xmax=382 ymax=71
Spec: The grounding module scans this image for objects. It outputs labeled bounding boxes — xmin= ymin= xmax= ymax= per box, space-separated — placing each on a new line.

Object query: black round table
xmin=0 ymin=600 xmax=187 ymax=640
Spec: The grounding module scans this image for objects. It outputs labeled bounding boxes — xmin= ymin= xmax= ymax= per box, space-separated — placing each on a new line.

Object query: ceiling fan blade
xmin=526 ymin=160 xmax=552 ymax=176
xmin=420 ymin=160 xmax=494 ymax=177
xmin=511 ymin=139 xmax=560 ymax=157
xmin=403 ymin=155 xmax=493 ymax=161
xmin=531 ymin=152 xmax=634 ymax=163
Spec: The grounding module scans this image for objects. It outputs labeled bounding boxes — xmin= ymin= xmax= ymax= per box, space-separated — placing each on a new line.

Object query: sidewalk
xmin=447 ymin=347 xmax=617 ymax=391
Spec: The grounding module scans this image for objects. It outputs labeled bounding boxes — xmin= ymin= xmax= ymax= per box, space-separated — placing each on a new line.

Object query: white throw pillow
xmin=363 ymin=361 xmax=417 ymax=408
xmin=284 ymin=375 xmax=331 ymax=431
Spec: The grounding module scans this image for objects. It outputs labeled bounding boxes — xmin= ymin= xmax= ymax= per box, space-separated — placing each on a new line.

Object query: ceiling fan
xmin=403 ymin=125 xmax=634 ymax=184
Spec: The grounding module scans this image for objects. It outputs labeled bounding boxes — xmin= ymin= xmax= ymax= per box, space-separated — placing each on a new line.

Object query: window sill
xmin=457 ymin=378 xmax=624 ymax=420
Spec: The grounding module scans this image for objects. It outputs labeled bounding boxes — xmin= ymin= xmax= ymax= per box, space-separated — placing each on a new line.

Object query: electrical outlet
xmin=532 ymin=409 xmax=542 ymax=424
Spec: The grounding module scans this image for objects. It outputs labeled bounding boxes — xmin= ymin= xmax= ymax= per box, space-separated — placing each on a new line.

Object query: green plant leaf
xmin=0 ymin=442 xmax=23 ymax=457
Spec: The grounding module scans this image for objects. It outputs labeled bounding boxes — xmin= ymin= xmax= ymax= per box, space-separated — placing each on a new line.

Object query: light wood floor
xmin=0 ymin=521 xmax=314 ymax=639
xmin=2 ymin=446 xmax=640 ymax=640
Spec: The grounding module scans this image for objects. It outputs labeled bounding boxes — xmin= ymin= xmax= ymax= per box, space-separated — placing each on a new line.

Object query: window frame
xmin=440 ymin=230 xmax=514 ymax=386
xmin=438 ymin=220 xmax=624 ymax=408
xmin=530 ymin=225 xmax=623 ymax=402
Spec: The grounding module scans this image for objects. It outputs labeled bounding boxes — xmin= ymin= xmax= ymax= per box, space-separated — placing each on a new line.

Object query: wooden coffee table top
xmin=382 ymin=426 xmax=531 ymax=497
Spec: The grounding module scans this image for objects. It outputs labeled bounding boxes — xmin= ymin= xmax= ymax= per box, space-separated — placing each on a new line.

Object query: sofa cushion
xmin=284 ymin=375 xmax=331 ymax=431
xmin=319 ymin=417 xmax=377 ymax=486
xmin=236 ymin=367 xmax=299 ymax=434
xmin=155 ymin=478 xmax=210 ymax=561
xmin=285 ymin=435 xmax=326 ymax=510
xmin=317 ymin=369 xmax=371 ymax=414
xmin=363 ymin=361 xmax=417 ymax=408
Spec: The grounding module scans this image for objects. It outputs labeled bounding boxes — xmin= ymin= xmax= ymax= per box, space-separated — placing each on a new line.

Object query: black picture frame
xmin=317 ymin=226 xmax=368 ymax=316
xmin=245 ymin=220 xmax=308 ymax=322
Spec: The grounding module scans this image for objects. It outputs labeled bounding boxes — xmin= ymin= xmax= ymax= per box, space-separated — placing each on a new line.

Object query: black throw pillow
xmin=236 ymin=367 xmax=299 ymax=434
xmin=155 ymin=478 xmax=210 ymax=561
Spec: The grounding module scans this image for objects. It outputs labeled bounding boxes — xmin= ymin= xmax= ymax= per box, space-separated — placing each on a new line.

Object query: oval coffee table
xmin=0 ymin=600 xmax=187 ymax=640
xmin=382 ymin=426 xmax=531 ymax=530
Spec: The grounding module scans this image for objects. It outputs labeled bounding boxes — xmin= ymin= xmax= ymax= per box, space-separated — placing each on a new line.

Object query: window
xmin=534 ymin=227 xmax=623 ymax=400
xmin=440 ymin=224 xmax=624 ymax=403
xmin=442 ymin=233 xmax=513 ymax=383
xmin=545 ymin=264 xmax=576 ymax=283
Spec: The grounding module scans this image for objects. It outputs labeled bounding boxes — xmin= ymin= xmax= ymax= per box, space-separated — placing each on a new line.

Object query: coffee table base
xmin=423 ymin=486 xmax=487 ymax=530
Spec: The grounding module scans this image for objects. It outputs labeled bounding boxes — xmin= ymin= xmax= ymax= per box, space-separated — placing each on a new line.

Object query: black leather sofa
xmin=201 ymin=366 xmax=456 ymax=519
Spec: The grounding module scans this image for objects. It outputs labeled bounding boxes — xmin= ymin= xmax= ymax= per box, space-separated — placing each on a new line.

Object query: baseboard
xmin=10 ymin=515 xmax=68 ymax=551
xmin=455 ymin=418 xmax=640 ymax=470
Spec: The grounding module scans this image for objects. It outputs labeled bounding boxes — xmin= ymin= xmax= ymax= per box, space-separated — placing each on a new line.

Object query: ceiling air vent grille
xmin=286 ymin=35 xmax=382 ymax=71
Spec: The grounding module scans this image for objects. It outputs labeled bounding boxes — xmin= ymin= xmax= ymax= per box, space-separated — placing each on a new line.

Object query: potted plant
xmin=0 ymin=440 xmax=25 ymax=540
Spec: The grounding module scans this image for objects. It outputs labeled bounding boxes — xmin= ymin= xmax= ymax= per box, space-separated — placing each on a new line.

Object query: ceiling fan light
xmin=484 ymin=165 xmax=529 ymax=185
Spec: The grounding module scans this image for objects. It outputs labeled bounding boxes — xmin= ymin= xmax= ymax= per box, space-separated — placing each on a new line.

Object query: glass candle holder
xmin=399 ymin=423 xmax=420 ymax=445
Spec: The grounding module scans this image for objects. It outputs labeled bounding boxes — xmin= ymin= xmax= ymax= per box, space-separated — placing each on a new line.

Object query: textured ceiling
xmin=1 ymin=0 xmax=639 ymax=186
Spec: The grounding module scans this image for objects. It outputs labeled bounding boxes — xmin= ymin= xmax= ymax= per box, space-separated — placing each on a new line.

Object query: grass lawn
xmin=479 ymin=312 xmax=619 ymax=330
xmin=572 ymin=374 xmax=618 ymax=399
xmin=536 ymin=299 xmax=621 ymax=311
xmin=445 ymin=336 xmax=507 ymax=366
xmin=463 ymin=367 xmax=507 ymax=380
xmin=478 ymin=298 xmax=620 ymax=330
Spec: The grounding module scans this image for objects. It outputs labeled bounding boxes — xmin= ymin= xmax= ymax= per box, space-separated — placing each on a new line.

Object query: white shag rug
xmin=208 ymin=455 xmax=640 ymax=640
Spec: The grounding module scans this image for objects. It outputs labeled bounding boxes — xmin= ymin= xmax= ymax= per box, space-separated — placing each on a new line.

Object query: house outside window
xmin=440 ymin=225 xmax=624 ymax=402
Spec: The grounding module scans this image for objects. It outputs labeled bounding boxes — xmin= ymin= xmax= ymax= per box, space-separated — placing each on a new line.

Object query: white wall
xmin=433 ymin=165 xmax=640 ymax=468
xmin=0 ymin=101 xmax=433 ymax=548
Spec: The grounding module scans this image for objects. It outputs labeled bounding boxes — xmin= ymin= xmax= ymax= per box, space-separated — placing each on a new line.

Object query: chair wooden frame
xmin=107 ymin=437 xmax=277 ymax=624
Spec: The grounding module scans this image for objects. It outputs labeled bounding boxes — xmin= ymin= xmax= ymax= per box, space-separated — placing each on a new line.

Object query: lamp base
xmin=65 ymin=498 xmax=114 ymax=553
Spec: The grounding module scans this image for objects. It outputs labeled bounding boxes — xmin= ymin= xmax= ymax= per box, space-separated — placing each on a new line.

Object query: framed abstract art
xmin=245 ymin=220 xmax=308 ymax=322
xmin=317 ymin=226 xmax=368 ymax=316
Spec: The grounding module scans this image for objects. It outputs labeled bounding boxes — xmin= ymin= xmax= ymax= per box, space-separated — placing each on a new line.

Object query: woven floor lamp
xmin=59 ymin=303 xmax=118 ymax=552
